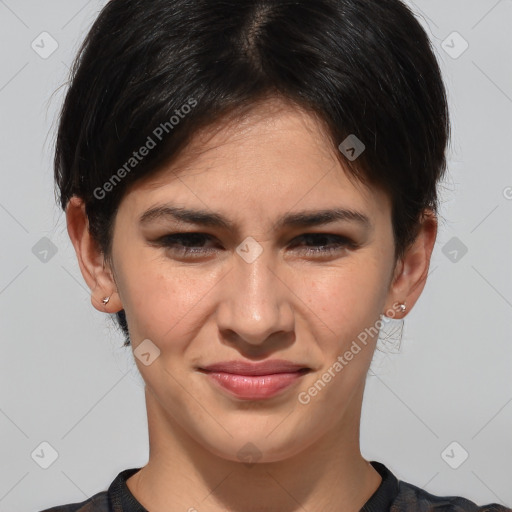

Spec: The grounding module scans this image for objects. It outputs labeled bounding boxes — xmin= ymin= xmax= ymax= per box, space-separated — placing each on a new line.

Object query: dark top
xmin=38 ymin=460 xmax=511 ymax=512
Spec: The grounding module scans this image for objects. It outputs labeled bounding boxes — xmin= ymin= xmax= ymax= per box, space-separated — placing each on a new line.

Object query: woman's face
xmin=107 ymin=99 xmax=407 ymax=463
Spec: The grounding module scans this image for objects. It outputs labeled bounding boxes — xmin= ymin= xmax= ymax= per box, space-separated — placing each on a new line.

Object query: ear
xmin=383 ymin=209 xmax=438 ymax=318
xmin=65 ymin=196 xmax=123 ymax=313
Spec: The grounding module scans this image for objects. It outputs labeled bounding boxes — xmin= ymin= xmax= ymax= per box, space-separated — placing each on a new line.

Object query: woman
xmin=41 ymin=0 xmax=510 ymax=510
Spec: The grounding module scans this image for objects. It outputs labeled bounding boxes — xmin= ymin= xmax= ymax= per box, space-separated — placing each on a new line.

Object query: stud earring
xmin=398 ymin=302 xmax=407 ymax=312
xmin=102 ymin=296 xmax=111 ymax=305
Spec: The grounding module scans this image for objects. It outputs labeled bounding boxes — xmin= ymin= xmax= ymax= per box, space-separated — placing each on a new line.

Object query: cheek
xmin=298 ymin=262 xmax=388 ymax=408
xmin=308 ymin=257 xmax=388 ymax=343
xmin=115 ymin=252 xmax=222 ymax=348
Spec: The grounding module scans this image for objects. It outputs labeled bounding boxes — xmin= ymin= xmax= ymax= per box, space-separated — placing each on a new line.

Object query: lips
xmin=198 ymin=359 xmax=310 ymax=376
xmin=197 ymin=360 xmax=311 ymax=400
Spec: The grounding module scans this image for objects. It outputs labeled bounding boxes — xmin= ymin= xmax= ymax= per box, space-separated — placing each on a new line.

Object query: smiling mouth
xmin=197 ymin=367 xmax=311 ymax=400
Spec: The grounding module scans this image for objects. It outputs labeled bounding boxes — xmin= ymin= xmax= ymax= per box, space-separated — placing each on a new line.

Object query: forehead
xmin=120 ymin=99 xmax=391 ymax=229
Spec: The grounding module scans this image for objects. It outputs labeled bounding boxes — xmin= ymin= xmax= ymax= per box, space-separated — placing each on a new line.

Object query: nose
xmin=215 ymin=244 xmax=295 ymax=350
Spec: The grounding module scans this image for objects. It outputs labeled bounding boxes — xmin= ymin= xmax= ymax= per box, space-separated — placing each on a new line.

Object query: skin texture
xmin=66 ymin=98 xmax=437 ymax=511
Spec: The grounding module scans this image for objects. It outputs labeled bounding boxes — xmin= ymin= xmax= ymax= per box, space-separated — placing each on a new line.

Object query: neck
xmin=126 ymin=385 xmax=382 ymax=512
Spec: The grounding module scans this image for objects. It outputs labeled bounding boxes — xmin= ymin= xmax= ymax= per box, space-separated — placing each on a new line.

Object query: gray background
xmin=0 ymin=0 xmax=511 ymax=510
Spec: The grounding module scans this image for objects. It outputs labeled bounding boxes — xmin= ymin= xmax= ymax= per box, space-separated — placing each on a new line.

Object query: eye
xmin=156 ymin=232 xmax=219 ymax=257
xmin=289 ymin=233 xmax=357 ymax=256
xmin=154 ymin=232 xmax=358 ymax=259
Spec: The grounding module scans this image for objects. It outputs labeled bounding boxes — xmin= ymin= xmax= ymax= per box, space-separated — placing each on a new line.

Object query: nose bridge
xmin=217 ymin=242 xmax=293 ymax=345
xmin=237 ymin=248 xmax=277 ymax=317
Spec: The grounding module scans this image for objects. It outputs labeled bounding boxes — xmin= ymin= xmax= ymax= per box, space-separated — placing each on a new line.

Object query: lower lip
xmin=201 ymin=370 xmax=308 ymax=400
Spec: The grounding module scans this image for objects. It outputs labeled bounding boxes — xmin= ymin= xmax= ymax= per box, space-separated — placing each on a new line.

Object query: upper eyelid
xmin=157 ymin=232 xmax=353 ymax=245
xmin=159 ymin=231 xmax=348 ymax=238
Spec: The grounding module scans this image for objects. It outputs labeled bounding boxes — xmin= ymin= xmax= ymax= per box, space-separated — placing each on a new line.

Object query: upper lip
xmin=198 ymin=359 xmax=310 ymax=376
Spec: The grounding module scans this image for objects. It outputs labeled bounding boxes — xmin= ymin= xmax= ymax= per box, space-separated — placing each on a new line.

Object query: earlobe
xmin=66 ymin=195 xmax=121 ymax=313
xmin=91 ymin=291 xmax=122 ymax=313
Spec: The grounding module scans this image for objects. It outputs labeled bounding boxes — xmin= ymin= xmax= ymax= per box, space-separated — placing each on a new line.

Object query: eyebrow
xmin=139 ymin=204 xmax=372 ymax=231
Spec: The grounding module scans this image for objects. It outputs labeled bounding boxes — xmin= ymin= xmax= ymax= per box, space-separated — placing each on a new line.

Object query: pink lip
xmin=199 ymin=359 xmax=309 ymax=375
xmin=198 ymin=360 xmax=311 ymax=400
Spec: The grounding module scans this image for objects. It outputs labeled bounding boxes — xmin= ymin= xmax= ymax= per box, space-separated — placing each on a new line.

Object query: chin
xmin=198 ymin=424 xmax=320 ymax=465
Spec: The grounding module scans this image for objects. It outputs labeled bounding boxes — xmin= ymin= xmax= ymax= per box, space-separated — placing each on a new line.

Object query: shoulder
xmin=37 ymin=491 xmax=109 ymax=512
xmin=393 ymin=479 xmax=512 ymax=512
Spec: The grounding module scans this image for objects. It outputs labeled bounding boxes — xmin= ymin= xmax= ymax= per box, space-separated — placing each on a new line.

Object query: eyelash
xmin=156 ymin=232 xmax=358 ymax=258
